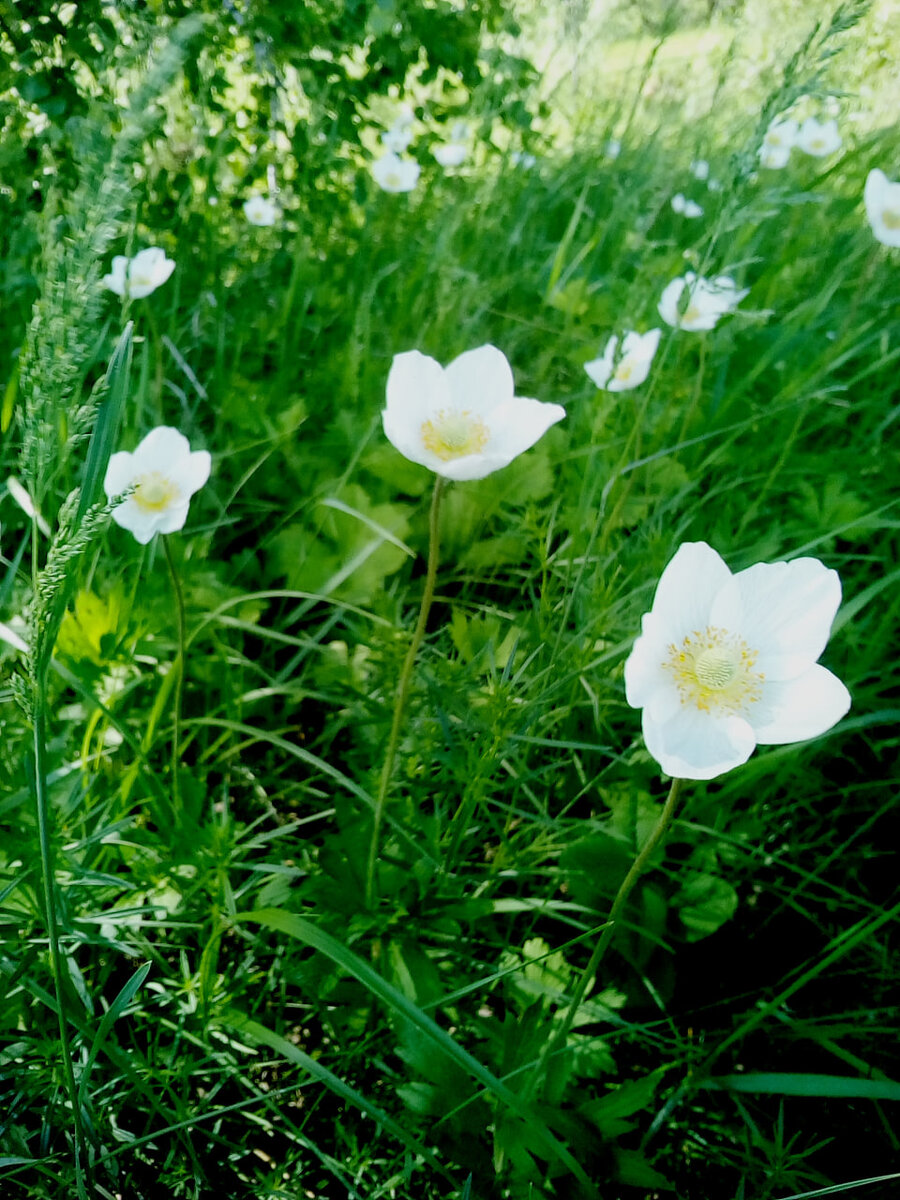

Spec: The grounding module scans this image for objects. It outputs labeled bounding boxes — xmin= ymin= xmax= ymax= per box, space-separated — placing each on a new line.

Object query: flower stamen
xmin=134 ymin=471 xmax=180 ymax=513
xmin=663 ymin=625 xmax=764 ymax=715
xmin=421 ymin=409 xmax=489 ymax=461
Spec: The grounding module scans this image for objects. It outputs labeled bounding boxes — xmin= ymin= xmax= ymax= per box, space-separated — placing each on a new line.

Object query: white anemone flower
xmin=243 ymin=195 xmax=280 ymax=226
xmin=382 ymin=345 xmax=565 ymax=482
xmin=795 ymin=116 xmax=842 ymax=158
xmin=104 ymin=426 xmax=211 ymax=544
xmin=584 ymin=329 xmax=661 ymax=392
xmin=381 ymin=124 xmax=413 ymax=153
xmin=102 ymin=247 xmax=175 ymax=300
xmin=690 ymin=159 xmax=710 ymax=181
xmin=658 ymin=272 xmax=748 ymax=331
xmin=758 ymin=117 xmax=798 ymax=169
xmin=371 ymin=152 xmax=420 ymax=193
xmin=604 ymin=138 xmax=622 ymax=160
xmin=433 ymin=142 xmax=468 ymax=168
xmin=624 ymin=542 xmax=850 ymax=780
xmin=864 ymin=169 xmax=900 ymax=248
xmin=671 ymin=193 xmax=704 ymax=218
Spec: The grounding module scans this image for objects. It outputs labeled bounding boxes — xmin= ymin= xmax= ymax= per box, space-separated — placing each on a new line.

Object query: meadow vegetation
xmin=0 ymin=1 xmax=898 ymax=1198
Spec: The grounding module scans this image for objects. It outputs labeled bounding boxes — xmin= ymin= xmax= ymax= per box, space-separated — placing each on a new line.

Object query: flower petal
xmin=711 ymin=557 xmax=842 ymax=679
xmin=646 ymin=541 xmax=733 ymax=643
xmin=642 ymin=705 xmax=756 ymax=780
xmin=133 ymin=426 xmax=193 ymax=471
xmin=483 ymin=395 xmax=566 ymax=463
xmin=444 ymin=345 xmax=514 ymax=419
xmin=104 ymin=450 xmax=137 ymax=496
xmin=383 ymin=350 xmax=451 ymax=463
xmin=751 ymin=665 xmax=850 ymax=744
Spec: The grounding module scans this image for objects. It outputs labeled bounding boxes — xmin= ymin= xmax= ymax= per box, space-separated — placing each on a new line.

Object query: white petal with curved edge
xmin=658 ymin=277 xmax=686 ymax=327
xmin=751 ymin=665 xmax=850 ymax=744
xmin=484 ymin=395 xmax=565 ymax=463
xmin=133 ymin=426 xmax=193 ymax=471
xmin=646 ymin=542 xmax=732 ymax=644
xmin=624 ymin=626 xmax=672 ymax=708
xmin=104 ymin=451 xmax=137 ymax=496
xmin=383 ymin=351 xmax=451 ymax=461
xmin=712 ymin=557 xmax=841 ymax=679
xmin=643 ymin=706 xmax=756 ymax=780
xmin=444 ymin=345 xmax=515 ymax=419
xmin=181 ymin=450 xmax=212 ymax=495
xmin=584 ymin=337 xmax=616 ymax=388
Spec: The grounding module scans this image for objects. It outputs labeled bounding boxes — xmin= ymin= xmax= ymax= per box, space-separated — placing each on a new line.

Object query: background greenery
xmin=0 ymin=0 xmax=898 ymax=1197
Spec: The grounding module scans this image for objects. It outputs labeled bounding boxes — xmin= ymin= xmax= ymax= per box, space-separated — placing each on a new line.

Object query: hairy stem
xmin=365 ymin=477 xmax=445 ymax=907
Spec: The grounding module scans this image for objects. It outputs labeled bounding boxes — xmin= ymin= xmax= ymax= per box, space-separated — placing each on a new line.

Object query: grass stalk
xmin=365 ymin=476 xmax=445 ymax=908
xmin=163 ymin=535 xmax=187 ymax=815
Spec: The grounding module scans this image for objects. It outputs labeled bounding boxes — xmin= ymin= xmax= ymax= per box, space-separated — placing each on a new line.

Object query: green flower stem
xmin=30 ymin=528 xmax=92 ymax=1200
xmin=162 ymin=535 xmax=187 ymax=814
xmin=365 ymin=476 xmax=445 ymax=909
xmin=527 ymin=775 xmax=685 ymax=1099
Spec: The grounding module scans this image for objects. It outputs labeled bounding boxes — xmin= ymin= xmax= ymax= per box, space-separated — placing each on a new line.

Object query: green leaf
xmin=704 ymin=1073 xmax=900 ymax=1100
xmin=235 ymin=908 xmax=597 ymax=1195
xmin=674 ymin=872 xmax=738 ymax=941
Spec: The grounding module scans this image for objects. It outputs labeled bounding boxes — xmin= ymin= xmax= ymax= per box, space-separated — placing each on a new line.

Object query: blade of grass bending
xmin=77 ymin=321 xmax=133 ymax=520
xmin=703 ymin=1073 xmax=900 ymax=1100
xmin=774 ymin=1174 xmax=900 ymax=1200
xmin=224 ymin=1011 xmax=456 ymax=1188
xmin=236 ymin=907 xmax=598 ymax=1196
xmin=77 ymin=961 xmax=152 ymax=1108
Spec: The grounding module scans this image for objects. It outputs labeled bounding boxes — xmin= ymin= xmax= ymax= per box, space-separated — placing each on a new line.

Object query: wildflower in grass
xmin=658 ymin=272 xmax=748 ymax=331
xmin=584 ymin=329 xmax=661 ymax=391
xmin=243 ymin=195 xmax=279 ymax=226
xmin=671 ymin=193 xmax=704 ymax=218
xmin=433 ymin=142 xmax=468 ymax=167
xmin=758 ymin=117 xmax=798 ymax=169
xmin=624 ymin=541 xmax=850 ymax=780
xmin=381 ymin=124 xmax=413 ymax=153
xmin=511 ymin=151 xmax=537 ymax=169
xmin=795 ymin=117 xmax=842 ymax=157
xmin=104 ymin=426 xmax=211 ymax=544
xmin=864 ymin=169 xmax=900 ymax=247
xmin=102 ymin=247 xmax=175 ymax=300
xmin=690 ymin=159 xmax=710 ymax=181
xmin=372 ymin=152 xmax=420 ymax=193
xmin=605 ymin=138 xmax=622 ymax=159
xmin=382 ymin=345 xmax=565 ymax=481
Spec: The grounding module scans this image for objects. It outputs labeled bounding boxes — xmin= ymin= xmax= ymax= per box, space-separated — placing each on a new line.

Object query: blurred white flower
xmin=584 ymin=329 xmax=661 ymax=392
xmin=372 ymin=152 xmax=420 ymax=193
xmin=707 ymin=177 xmax=723 ymax=192
xmin=382 ymin=345 xmax=565 ymax=481
xmin=510 ymin=151 xmax=537 ymax=169
xmin=450 ymin=121 xmax=470 ymax=143
xmin=795 ymin=116 xmax=842 ymax=157
xmin=671 ymin=193 xmax=704 ymax=218
xmin=658 ymin=272 xmax=748 ymax=331
xmin=604 ymin=138 xmax=622 ymax=160
xmin=104 ymin=426 xmax=211 ymax=544
xmin=758 ymin=117 xmax=798 ymax=169
xmin=102 ymin=248 xmax=175 ymax=300
xmin=624 ymin=541 xmax=850 ymax=780
xmin=381 ymin=122 xmax=414 ymax=153
xmin=690 ymin=159 xmax=710 ymax=181
xmin=243 ymin=195 xmax=279 ymax=226
xmin=433 ymin=142 xmax=468 ymax=168
xmin=864 ymin=168 xmax=900 ymax=247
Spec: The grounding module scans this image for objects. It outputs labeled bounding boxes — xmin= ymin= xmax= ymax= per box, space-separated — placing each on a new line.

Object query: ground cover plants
xmin=1 ymin=0 xmax=899 ymax=1197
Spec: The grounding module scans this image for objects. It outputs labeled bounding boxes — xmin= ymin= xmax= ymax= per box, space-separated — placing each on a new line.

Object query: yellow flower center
xmin=663 ymin=625 xmax=764 ymax=715
xmin=682 ymin=303 xmax=702 ymax=325
xmin=134 ymin=471 xmax=179 ymax=512
xmin=614 ymin=359 xmax=634 ymax=382
xmin=882 ymin=208 xmax=900 ymax=231
xmin=420 ymin=409 xmax=489 ymax=461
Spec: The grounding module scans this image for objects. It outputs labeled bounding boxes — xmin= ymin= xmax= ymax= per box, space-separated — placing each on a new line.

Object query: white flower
xmin=371 ymin=152 xmax=420 ymax=193
xmin=604 ymin=138 xmax=622 ymax=160
xmin=449 ymin=121 xmax=470 ymax=143
xmin=382 ymin=345 xmax=565 ymax=482
xmin=671 ymin=193 xmax=704 ymax=218
xmin=864 ymin=168 xmax=900 ymax=248
xmin=102 ymin=248 xmax=175 ymax=300
xmin=795 ymin=116 xmax=842 ymax=158
xmin=433 ymin=142 xmax=468 ymax=168
xmin=658 ymin=271 xmax=748 ymax=331
xmin=510 ymin=151 xmax=537 ymax=169
xmin=381 ymin=124 xmax=413 ymax=153
xmin=104 ymin=426 xmax=211 ymax=544
xmin=243 ymin=195 xmax=279 ymax=226
xmin=758 ymin=117 xmax=798 ymax=169
xmin=690 ymin=159 xmax=710 ymax=181
xmin=624 ymin=542 xmax=850 ymax=780
xmin=584 ymin=329 xmax=661 ymax=392
xmin=707 ymin=177 xmax=723 ymax=192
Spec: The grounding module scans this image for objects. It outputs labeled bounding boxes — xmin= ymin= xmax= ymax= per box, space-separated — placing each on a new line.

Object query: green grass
xmin=1 ymin=1 xmax=899 ymax=1198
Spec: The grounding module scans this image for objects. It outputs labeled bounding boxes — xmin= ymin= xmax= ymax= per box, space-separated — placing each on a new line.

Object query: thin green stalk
xmin=163 ymin=535 xmax=187 ymax=814
xmin=526 ymin=776 xmax=685 ymax=1099
xmin=365 ymin=476 xmax=445 ymax=908
xmin=30 ymin=528 xmax=93 ymax=1199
